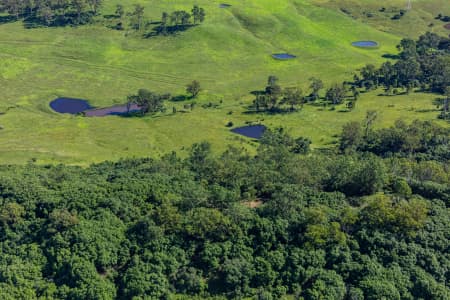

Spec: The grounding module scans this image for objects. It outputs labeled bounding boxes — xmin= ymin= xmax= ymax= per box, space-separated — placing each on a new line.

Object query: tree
xmin=265 ymin=75 xmax=282 ymax=110
xmin=115 ymin=4 xmax=124 ymax=18
xmin=173 ymin=267 xmax=206 ymax=295
xmin=254 ymin=94 xmax=269 ymax=112
xmin=282 ymin=87 xmax=304 ymax=111
xmin=325 ymin=84 xmax=346 ymax=105
xmin=188 ymin=141 xmax=212 ymax=177
xmin=397 ymin=38 xmax=417 ymax=60
xmin=267 ymin=75 xmax=278 ymax=87
xmin=170 ymin=10 xmax=191 ymax=26
xmin=86 ymin=0 xmax=101 ymax=14
xmin=351 ymin=86 xmax=360 ymax=100
xmin=441 ymin=87 xmax=450 ymax=119
xmin=359 ymin=277 xmax=401 ymax=300
xmin=37 ymin=4 xmax=54 ymax=25
xmin=0 ymin=202 xmax=24 ymax=225
xmin=3 ymin=0 xmax=23 ymax=19
xmin=121 ymin=257 xmax=169 ymax=299
xmin=186 ymin=80 xmax=201 ymax=98
xmin=47 ymin=209 xmax=79 ymax=233
xmin=309 ymin=77 xmax=324 ymax=100
xmin=364 ymin=110 xmax=378 ymax=138
xmin=303 ymin=270 xmax=346 ymax=300
xmin=292 ymin=137 xmax=311 ymax=154
xmin=191 ymin=5 xmax=205 ymax=24
xmin=130 ymin=4 xmax=145 ymax=31
xmin=340 ymin=121 xmax=363 ymax=152
xmin=181 ymin=11 xmax=191 ymax=25
xmin=359 ymin=64 xmax=379 ymax=90
xmin=161 ymin=11 xmax=168 ymax=24
xmin=127 ymin=89 xmax=169 ymax=115
xmin=71 ymin=0 xmax=86 ymax=24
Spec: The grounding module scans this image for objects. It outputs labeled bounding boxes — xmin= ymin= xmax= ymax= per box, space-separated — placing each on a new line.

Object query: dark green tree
xmin=309 ymin=77 xmax=324 ymax=100
xmin=186 ymin=80 xmax=201 ymax=98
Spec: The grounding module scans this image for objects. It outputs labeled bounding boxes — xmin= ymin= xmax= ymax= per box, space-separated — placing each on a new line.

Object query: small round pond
xmin=231 ymin=125 xmax=267 ymax=139
xmin=219 ymin=4 xmax=231 ymax=8
xmin=50 ymin=98 xmax=92 ymax=114
xmin=272 ymin=53 xmax=296 ymax=60
xmin=352 ymin=41 xmax=379 ymax=48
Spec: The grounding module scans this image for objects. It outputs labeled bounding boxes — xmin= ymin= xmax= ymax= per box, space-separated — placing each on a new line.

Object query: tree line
xmin=0 ymin=118 xmax=448 ymax=299
xmin=252 ymin=75 xmax=359 ymax=113
xmin=111 ymin=4 xmax=206 ymax=36
xmin=0 ymin=0 xmax=101 ymax=25
xmin=355 ymin=32 xmax=450 ymax=94
xmin=0 ymin=0 xmax=206 ymax=32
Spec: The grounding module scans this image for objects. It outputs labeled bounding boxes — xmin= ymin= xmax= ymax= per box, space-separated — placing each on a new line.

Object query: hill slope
xmin=0 ymin=0 xmax=447 ymax=164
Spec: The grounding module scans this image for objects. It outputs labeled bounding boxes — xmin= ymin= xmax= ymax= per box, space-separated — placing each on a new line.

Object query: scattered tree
xmin=309 ymin=77 xmax=324 ymax=100
xmin=186 ymin=80 xmax=201 ymax=98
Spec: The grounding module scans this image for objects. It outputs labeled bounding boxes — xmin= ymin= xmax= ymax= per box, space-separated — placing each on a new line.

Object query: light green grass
xmin=0 ymin=0 xmax=447 ymax=164
xmin=312 ymin=0 xmax=450 ymax=37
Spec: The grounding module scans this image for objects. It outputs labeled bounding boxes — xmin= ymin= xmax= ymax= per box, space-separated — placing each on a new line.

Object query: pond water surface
xmin=50 ymin=98 xmax=142 ymax=117
xmin=351 ymin=41 xmax=379 ymax=48
xmin=231 ymin=125 xmax=267 ymax=139
xmin=50 ymin=98 xmax=92 ymax=114
xmin=272 ymin=53 xmax=296 ymax=60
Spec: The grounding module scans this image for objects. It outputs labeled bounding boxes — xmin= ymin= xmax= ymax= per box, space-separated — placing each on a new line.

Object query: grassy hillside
xmin=312 ymin=0 xmax=450 ymax=38
xmin=0 ymin=0 xmax=447 ymax=164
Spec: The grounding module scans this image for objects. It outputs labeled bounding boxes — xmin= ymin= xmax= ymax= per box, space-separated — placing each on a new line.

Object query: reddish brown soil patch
xmin=444 ymin=23 xmax=450 ymax=30
xmin=242 ymin=200 xmax=263 ymax=209
xmin=84 ymin=103 xmax=140 ymax=117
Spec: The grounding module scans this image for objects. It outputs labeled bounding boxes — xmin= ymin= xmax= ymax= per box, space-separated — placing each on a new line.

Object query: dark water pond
xmin=50 ymin=97 xmax=141 ymax=117
xmin=352 ymin=41 xmax=378 ymax=48
xmin=272 ymin=53 xmax=296 ymax=60
xmin=220 ymin=4 xmax=231 ymax=8
xmin=50 ymin=98 xmax=92 ymax=114
xmin=84 ymin=103 xmax=140 ymax=117
xmin=231 ymin=125 xmax=266 ymax=139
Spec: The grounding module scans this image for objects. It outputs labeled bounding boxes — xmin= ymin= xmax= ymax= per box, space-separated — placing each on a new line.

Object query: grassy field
xmin=0 ymin=0 xmax=448 ymax=164
xmin=313 ymin=0 xmax=450 ymax=37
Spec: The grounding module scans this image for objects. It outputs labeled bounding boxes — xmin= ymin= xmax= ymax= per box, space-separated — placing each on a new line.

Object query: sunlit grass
xmin=0 ymin=0 xmax=447 ymax=164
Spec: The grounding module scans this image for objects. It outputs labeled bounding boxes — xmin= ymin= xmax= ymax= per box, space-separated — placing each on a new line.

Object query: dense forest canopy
xmin=0 ymin=120 xmax=449 ymax=299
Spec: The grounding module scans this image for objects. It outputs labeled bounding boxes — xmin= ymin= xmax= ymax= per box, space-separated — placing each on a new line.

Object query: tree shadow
xmin=106 ymin=22 xmax=125 ymax=31
xmin=116 ymin=111 xmax=143 ymax=118
xmin=171 ymin=95 xmax=188 ymax=102
xmin=22 ymin=12 xmax=94 ymax=29
xmin=308 ymin=101 xmax=327 ymax=107
xmin=250 ymin=90 xmax=265 ymax=96
xmin=415 ymin=108 xmax=439 ymax=113
xmin=243 ymin=107 xmax=297 ymax=115
xmin=0 ymin=15 xmax=17 ymax=25
xmin=103 ymin=14 xmax=119 ymax=20
xmin=144 ymin=24 xmax=197 ymax=38
xmin=382 ymin=53 xmax=400 ymax=59
xmin=432 ymin=97 xmax=446 ymax=106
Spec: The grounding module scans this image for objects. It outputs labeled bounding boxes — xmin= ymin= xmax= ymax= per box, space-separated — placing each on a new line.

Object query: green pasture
xmin=0 ymin=0 xmax=448 ymax=164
